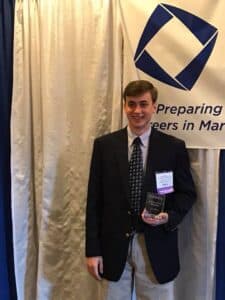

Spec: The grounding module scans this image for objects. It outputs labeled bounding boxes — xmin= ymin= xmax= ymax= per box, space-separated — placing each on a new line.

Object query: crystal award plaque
xmin=145 ymin=192 xmax=165 ymax=217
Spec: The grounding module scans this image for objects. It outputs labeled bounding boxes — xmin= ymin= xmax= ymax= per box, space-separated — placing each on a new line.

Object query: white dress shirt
xmin=127 ymin=126 xmax=151 ymax=171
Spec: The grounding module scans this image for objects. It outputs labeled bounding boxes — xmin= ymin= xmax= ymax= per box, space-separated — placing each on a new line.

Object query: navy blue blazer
xmin=85 ymin=127 xmax=196 ymax=283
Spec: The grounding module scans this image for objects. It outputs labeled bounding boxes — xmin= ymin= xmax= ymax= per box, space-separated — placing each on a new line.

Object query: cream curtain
xmin=11 ymin=1 xmax=219 ymax=300
xmin=11 ymin=1 xmax=122 ymax=299
xmin=174 ymin=149 xmax=219 ymax=300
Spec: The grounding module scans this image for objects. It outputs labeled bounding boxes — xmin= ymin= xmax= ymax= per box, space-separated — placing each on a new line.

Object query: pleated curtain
xmin=10 ymin=1 xmax=222 ymax=300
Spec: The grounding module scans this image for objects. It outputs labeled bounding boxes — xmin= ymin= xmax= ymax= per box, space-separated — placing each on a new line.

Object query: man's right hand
xmin=86 ymin=256 xmax=103 ymax=281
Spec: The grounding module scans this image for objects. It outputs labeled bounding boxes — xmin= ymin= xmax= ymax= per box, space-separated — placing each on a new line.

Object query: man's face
xmin=124 ymin=91 xmax=157 ymax=134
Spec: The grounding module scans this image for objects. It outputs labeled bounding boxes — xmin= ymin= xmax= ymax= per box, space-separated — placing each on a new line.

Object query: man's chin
xmin=134 ymin=120 xmax=148 ymax=127
xmin=131 ymin=121 xmax=144 ymax=127
xmin=130 ymin=123 xmax=148 ymax=131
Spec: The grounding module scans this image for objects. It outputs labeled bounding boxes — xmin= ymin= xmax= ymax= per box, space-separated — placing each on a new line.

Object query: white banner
xmin=120 ymin=0 xmax=225 ymax=148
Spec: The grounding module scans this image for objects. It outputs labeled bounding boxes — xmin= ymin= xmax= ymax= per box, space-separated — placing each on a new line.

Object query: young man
xmin=86 ymin=80 xmax=196 ymax=299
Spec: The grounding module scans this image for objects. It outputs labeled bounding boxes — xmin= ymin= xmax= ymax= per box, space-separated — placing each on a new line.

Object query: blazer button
xmin=128 ymin=211 xmax=131 ymax=215
xmin=125 ymin=233 xmax=130 ymax=238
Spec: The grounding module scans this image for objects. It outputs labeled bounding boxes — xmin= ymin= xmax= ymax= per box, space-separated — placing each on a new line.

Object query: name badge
xmin=155 ymin=171 xmax=174 ymax=194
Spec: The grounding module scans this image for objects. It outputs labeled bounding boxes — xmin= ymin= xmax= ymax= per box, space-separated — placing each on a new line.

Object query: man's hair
xmin=123 ymin=80 xmax=158 ymax=103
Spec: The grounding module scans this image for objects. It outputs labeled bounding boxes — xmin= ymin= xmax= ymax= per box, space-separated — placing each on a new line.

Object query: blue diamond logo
xmin=134 ymin=4 xmax=218 ymax=90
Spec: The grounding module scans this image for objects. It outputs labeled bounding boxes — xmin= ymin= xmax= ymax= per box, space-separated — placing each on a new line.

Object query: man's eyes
xmin=128 ymin=102 xmax=149 ymax=107
xmin=140 ymin=103 xmax=148 ymax=107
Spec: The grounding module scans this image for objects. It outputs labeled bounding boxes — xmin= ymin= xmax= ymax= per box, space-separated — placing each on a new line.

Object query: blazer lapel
xmin=143 ymin=128 xmax=160 ymax=193
xmin=114 ymin=128 xmax=129 ymax=201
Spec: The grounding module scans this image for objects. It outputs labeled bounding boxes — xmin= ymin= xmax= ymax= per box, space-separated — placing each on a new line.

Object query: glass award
xmin=145 ymin=192 xmax=165 ymax=217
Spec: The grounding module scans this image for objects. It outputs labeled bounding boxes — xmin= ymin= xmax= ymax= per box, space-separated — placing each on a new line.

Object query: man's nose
xmin=134 ymin=105 xmax=142 ymax=113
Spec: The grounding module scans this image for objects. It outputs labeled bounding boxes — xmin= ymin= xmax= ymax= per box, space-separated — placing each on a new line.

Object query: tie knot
xmin=133 ymin=137 xmax=142 ymax=146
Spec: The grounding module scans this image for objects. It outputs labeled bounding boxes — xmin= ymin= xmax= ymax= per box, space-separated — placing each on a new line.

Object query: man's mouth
xmin=131 ymin=115 xmax=143 ymax=120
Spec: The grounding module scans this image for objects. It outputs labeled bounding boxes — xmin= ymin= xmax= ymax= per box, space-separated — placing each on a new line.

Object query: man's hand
xmin=86 ymin=256 xmax=103 ymax=280
xmin=141 ymin=209 xmax=168 ymax=226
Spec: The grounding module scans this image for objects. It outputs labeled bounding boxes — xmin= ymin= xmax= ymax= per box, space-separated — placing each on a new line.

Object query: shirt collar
xmin=127 ymin=126 xmax=151 ymax=148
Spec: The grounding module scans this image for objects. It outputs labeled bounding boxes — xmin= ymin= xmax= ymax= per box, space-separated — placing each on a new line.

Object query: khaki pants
xmin=101 ymin=234 xmax=174 ymax=300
